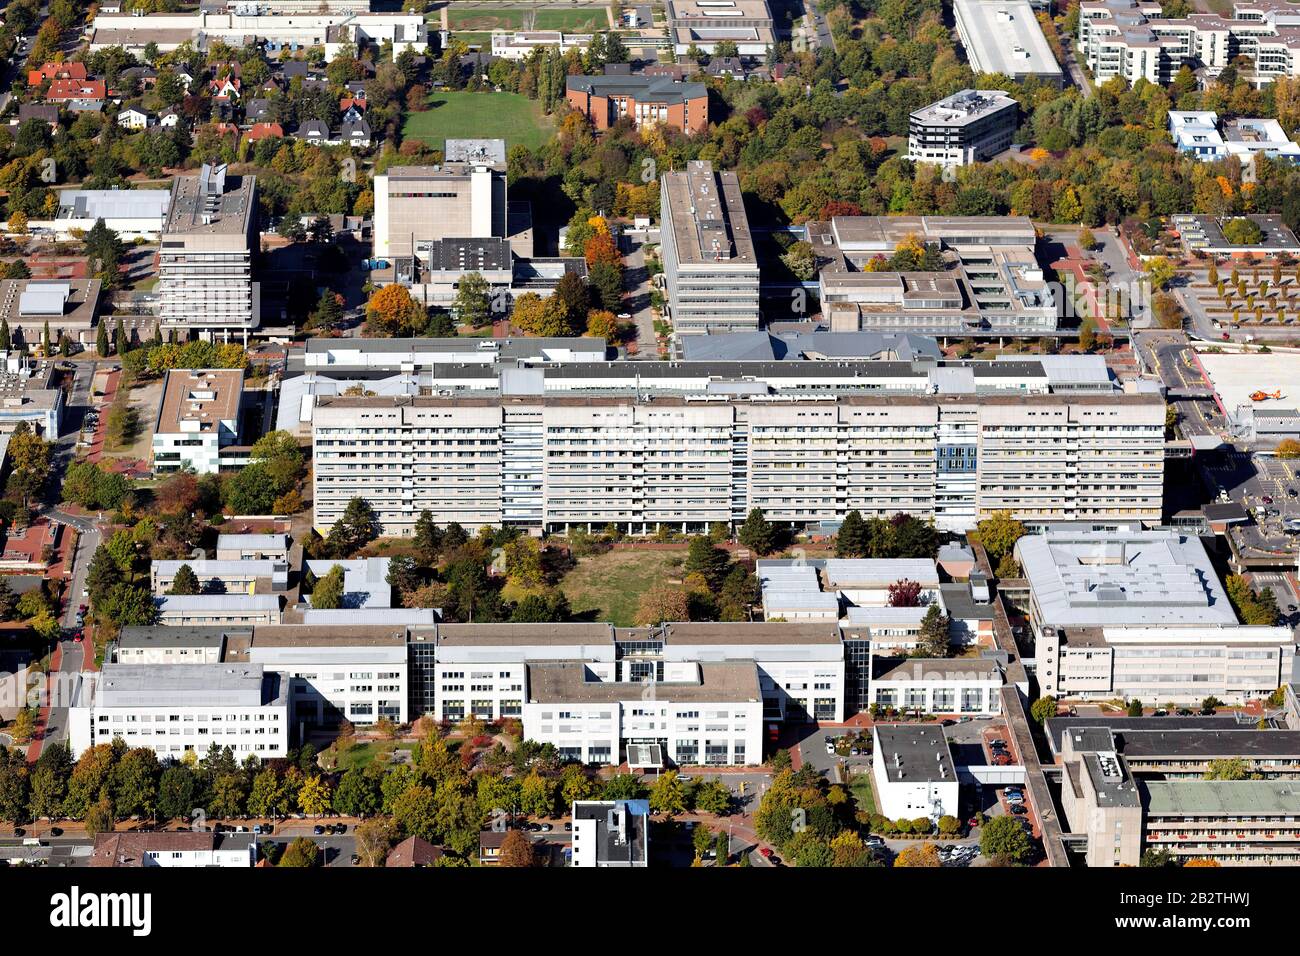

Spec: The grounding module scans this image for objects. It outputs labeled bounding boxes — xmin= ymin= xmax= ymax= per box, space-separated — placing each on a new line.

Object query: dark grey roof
xmin=118 ymin=625 xmax=249 ymax=649
xmin=425 ymin=237 xmax=511 ymax=272
xmin=1045 ymin=715 xmax=1245 ymax=755
xmin=1115 ymin=730 xmax=1300 ymax=759
xmin=566 ymin=73 xmax=707 ymax=103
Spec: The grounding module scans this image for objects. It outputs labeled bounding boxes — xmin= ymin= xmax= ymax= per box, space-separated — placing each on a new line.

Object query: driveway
xmin=621 ymin=238 xmax=657 ymax=357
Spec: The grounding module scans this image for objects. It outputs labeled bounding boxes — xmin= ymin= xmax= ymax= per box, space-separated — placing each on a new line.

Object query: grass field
xmin=559 ymin=548 xmax=685 ymax=627
xmin=534 ymin=9 xmax=607 ymax=30
xmin=333 ymin=741 xmax=418 ymax=772
xmin=849 ymin=773 xmax=877 ymax=815
xmin=402 ymin=91 xmax=554 ymax=152
xmin=449 ymin=6 xmax=527 ymax=30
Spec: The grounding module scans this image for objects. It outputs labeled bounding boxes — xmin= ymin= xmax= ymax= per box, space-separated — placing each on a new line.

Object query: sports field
xmin=448 ymin=6 xmax=608 ymax=31
xmin=401 ymin=91 xmax=554 ymax=152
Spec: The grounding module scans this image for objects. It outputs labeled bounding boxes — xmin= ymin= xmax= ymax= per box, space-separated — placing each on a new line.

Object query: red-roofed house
xmin=45 ymin=79 xmax=106 ymax=111
xmin=244 ymin=122 xmax=284 ymax=142
xmin=27 ymin=61 xmax=87 ymax=87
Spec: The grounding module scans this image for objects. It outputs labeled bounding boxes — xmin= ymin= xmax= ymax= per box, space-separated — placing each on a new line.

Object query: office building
xmin=953 ymin=0 xmax=1063 ymax=85
xmin=158 ymin=164 xmax=260 ymax=343
xmin=665 ymin=0 xmax=776 ymax=55
xmin=1079 ymin=0 xmax=1300 ymax=85
xmin=868 ymin=658 xmax=1004 ymax=716
xmin=87 ymin=8 xmax=426 ymax=59
xmin=303 ymin=557 xmax=393 ymax=609
xmin=490 ymin=30 xmax=593 ymax=60
xmin=0 ymin=353 xmax=64 ymax=436
xmin=907 ymin=90 xmax=1019 ymax=167
xmin=150 ymin=559 xmax=289 ymax=596
xmin=1169 ymin=110 xmax=1300 ymax=165
xmin=115 ymin=626 xmax=246 ymax=665
xmin=0 ymin=279 xmax=102 ymax=350
xmin=571 ymin=800 xmax=651 ymax=867
xmin=151 ymin=368 xmax=244 ymax=474
xmin=871 ymin=724 xmax=961 ymax=819
xmin=1057 ymin=725 xmax=1145 ymax=866
xmin=658 ymin=160 xmax=761 ymax=333
xmin=215 ymin=533 xmax=290 ymax=561
xmin=311 ymin=387 xmax=1165 ymax=536
xmin=566 ymin=75 xmax=709 ymax=134
xmin=246 ymin=624 xmax=409 ymax=728
xmin=1173 ymin=214 xmax=1300 ymax=256
xmin=67 ymin=662 xmax=289 ymax=759
xmin=1058 ymin=724 xmax=1300 ymax=865
xmin=808 ymin=215 xmax=1059 ymax=336
xmin=155 ymin=594 xmax=283 ymax=627
xmin=53 ymin=188 xmax=171 ymax=240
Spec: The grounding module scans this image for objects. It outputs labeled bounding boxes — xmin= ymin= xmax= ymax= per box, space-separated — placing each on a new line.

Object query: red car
xmin=73 ymin=635 xmax=83 ymax=643
xmin=758 ymin=847 xmax=773 ymax=858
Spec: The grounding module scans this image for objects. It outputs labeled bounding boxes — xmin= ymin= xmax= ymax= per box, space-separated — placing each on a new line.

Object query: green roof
xmin=1140 ymin=780 xmax=1300 ymax=816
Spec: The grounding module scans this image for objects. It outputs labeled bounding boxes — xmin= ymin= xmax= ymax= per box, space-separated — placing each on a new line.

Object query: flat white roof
xmin=954 ymin=0 xmax=1062 ymax=79
xmin=1196 ymin=350 xmax=1299 ymax=418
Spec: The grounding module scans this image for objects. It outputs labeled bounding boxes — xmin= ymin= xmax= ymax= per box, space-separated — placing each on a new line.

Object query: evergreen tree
xmin=41 ymin=321 xmax=50 ymax=356
xmin=96 ymin=320 xmax=110 ymax=358
xmin=737 ymin=507 xmax=776 ymax=556
xmin=168 ymin=563 xmax=201 ymax=596
xmin=114 ymin=317 xmax=126 ymax=356
xmin=412 ymin=509 xmax=442 ymax=567
xmin=918 ymin=604 xmax=950 ymax=658
xmin=0 ymin=317 xmax=10 ymax=351
xmin=836 ymin=510 xmax=867 ymax=558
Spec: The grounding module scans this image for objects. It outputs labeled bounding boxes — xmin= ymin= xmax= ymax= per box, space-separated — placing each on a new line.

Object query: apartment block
xmin=1169 ymin=110 xmax=1300 ymax=165
xmin=907 ymin=90 xmax=1019 ymax=167
xmin=67 ymin=662 xmax=289 ymax=760
xmin=158 ymin=164 xmax=260 ymax=343
xmin=1079 ymin=0 xmax=1300 ymax=86
xmin=659 ymin=160 xmax=761 ymax=334
xmin=566 ymin=75 xmax=709 ymax=134
xmin=151 ymin=368 xmax=243 ymax=474
xmin=311 ymin=388 xmax=1165 ymax=536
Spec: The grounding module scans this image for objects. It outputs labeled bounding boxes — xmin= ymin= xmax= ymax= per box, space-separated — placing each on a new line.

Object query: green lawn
xmin=534 ymin=9 xmax=608 ymax=30
xmin=849 ymin=773 xmax=877 ymax=815
xmin=449 ymin=6 xmax=527 ymax=30
xmin=559 ymin=548 xmax=685 ymax=627
xmin=333 ymin=741 xmax=417 ymax=772
xmin=402 ymin=91 xmax=554 ymax=152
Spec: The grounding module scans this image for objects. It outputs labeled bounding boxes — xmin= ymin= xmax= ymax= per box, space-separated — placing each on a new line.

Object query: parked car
xmin=758 ymin=847 xmax=773 ymax=858
xmin=1010 ymin=804 xmax=1029 ymax=815
xmin=312 ymin=825 xmax=325 ymax=835
xmin=1263 ymin=495 xmax=1274 ymax=505
xmin=350 ymin=854 xmax=361 ymax=865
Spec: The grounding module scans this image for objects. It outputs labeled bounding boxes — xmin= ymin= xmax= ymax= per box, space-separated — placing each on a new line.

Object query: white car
xmin=825 ymin=742 xmax=835 ymax=754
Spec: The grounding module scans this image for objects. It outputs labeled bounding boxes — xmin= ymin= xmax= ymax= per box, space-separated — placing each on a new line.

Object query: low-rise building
xmin=155 ymin=594 xmax=282 ymax=627
xmin=665 ymin=0 xmax=776 ymax=55
xmin=571 ymin=799 xmax=651 ymax=867
xmin=0 ymin=279 xmax=102 ymax=351
xmin=566 ymin=75 xmax=709 ymax=134
xmin=115 ymin=625 xmax=246 ymax=665
xmin=150 ymin=559 xmax=288 ymax=596
xmin=1169 ymin=110 xmax=1300 ymax=165
xmin=1173 ymin=214 xmax=1300 ymax=257
xmin=303 ymin=557 xmax=392 ymax=609
xmin=53 ymin=189 xmax=171 ymax=241
xmin=216 ymin=533 xmax=290 ymax=561
xmin=68 ymin=662 xmax=289 ymax=759
xmin=953 ymin=0 xmax=1063 ymax=85
xmin=871 ymin=724 xmax=961 ymax=820
xmin=90 ymin=831 xmax=256 ymax=867
xmin=868 ymin=658 xmax=1004 ymax=716
xmin=490 ymin=30 xmax=593 ymax=60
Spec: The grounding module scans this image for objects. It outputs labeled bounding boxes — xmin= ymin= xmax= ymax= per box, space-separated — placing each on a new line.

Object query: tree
xmin=980 ymin=815 xmax=1034 ymax=865
xmin=85 ymin=796 xmax=115 ymax=837
xmin=5 ymin=423 xmax=50 ymax=511
xmin=1030 ymin=695 xmax=1058 ymax=725
xmin=685 ymin=537 xmax=730 ymax=588
xmin=887 ymin=579 xmax=923 ymax=607
xmin=97 ymin=320 xmax=111 ymax=358
xmin=386 ymin=555 xmax=421 ymax=602
xmin=365 ymin=284 xmax=427 ymax=336
xmin=278 ymin=836 xmax=320 ymax=867
xmin=972 ymin=510 xmax=1027 ymax=564
xmin=649 ymin=770 xmax=686 ymax=816
xmin=1127 ymin=698 xmax=1144 ymax=717
xmin=1275 ymin=438 xmax=1300 ymax=459
xmin=836 ymin=510 xmax=867 ymax=557
xmin=737 ymin=507 xmax=776 ymax=555
xmin=894 ymin=843 xmax=941 ymax=867
xmin=636 ymin=586 xmax=690 ymax=626
xmin=327 ymin=496 xmax=378 ymax=557
xmin=412 ymin=509 xmax=442 ymax=566
xmin=918 ymin=604 xmax=950 ymax=658
xmin=692 ymin=779 xmax=732 ymax=816
xmin=311 ymin=564 xmax=346 ymax=610
xmin=1204 ymin=758 xmax=1251 ymax=781
xmin=168 ymin=563 xmax=200 ymax=596
xmin=453 ymin=271 xmax=491 ymax=327
xmin=498 ymin=829 xmax=539 ymax=867
xmin=354 ymin=817 xmax=396 ymax=867
xmin=1144 ymin=256 xmax=1177 ymax=291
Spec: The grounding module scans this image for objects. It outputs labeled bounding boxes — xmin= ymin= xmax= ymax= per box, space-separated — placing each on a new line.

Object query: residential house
xmin=27 ymin=61 xmax=87 ymax=87
xmin=117 ymin=107 xmax=151 ymax=130
xmin=45 ymin=78 xmax=107 ymax=112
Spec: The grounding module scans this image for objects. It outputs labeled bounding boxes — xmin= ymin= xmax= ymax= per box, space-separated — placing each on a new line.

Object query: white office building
xmin=68 ymin=662 xmax=289 ymax=759
xmin=872 ymin=724 xmax=961 ymax=820
xmin=571 ymin=800 xmax=650 ymax=867
xmin=907 ymin=90 xmax=1019 ymax=167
